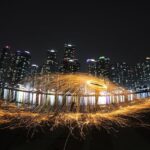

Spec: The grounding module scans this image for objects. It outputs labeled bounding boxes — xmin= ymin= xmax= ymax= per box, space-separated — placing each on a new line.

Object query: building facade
xmin=0 ymin=46 xmax=12 ymax=84
xmin=41 ymin=49 xmax=58 ymax=73
xmin=11 ymin=50 xmax=31 ymax=84
xmin=59 ymin=44 xmax=80 ymax=73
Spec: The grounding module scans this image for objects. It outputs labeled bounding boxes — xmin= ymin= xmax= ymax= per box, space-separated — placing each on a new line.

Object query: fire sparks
xmin=0 ymin=98 xmax=150 ymax=135
xmin=0 ymin=73 xmax=150 ymax=136
xmin=22 ymin=73 xmax=118 ymax=95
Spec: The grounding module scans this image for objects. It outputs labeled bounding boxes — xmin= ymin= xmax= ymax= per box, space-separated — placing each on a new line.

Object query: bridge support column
xmin=36 ymin=92 xmax=39 ymax=106
xmin=95 ymin=95 xmax=98 ymax=112
xmin=125 ymin=93 xmax=128 ymax=102
xmin=62 ymin=95 xmax=66 ymax=112
xmin=54 ymin=94 xmax=58 ymax=112
xmin=77 ymin=95 xmax=80 ymax=113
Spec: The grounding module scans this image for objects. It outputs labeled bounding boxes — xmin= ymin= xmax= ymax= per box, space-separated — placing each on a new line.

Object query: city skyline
xmin=0 ymin=1 xmax=150 ymax=70
xmin=0 ymin=43 xmax=150 ymax=90
xmin=0 ymin=42 xmax=149 ymax=68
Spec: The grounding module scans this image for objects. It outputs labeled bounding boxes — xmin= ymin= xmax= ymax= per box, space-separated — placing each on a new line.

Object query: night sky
xmin=0 ymin=1 xmax=150 ymax=71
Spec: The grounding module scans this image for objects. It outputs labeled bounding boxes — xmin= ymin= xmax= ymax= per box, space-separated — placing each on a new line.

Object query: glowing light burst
xmin=22 ymin=73 xmax=117 ymax=95
xmin=0 ymin=99 xmax=150 ymax=134
xmin=0 ymin=73 xmax=150 ymax=136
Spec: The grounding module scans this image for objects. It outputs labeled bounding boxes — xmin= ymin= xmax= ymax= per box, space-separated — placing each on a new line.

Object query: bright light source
xmin=49 ymin=49 xmax=56 ymax=52
xmin=86 ymin=59 xmax=96 ymax=63
xmin=32 ymin=64 xmax=38 ymax=67
xmin=69 ymin=59 xmax=74 ymax=62
xmin=67 ymin=44 xmax=72 ymax=47
xmin=24 ymin=51 xmax=30 ymax=54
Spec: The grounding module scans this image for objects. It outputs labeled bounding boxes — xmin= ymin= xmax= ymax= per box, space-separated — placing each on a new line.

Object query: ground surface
xmin=0 ymin=123 xmax=150 ymax=150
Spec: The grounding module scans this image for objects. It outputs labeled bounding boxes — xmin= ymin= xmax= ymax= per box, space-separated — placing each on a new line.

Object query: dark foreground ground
xmin=0 ymin=115 xmax=150 ymax=150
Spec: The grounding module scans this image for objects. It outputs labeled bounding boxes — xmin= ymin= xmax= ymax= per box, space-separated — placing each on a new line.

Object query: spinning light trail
xmin=0 ymin=73 xmax=150 ymax=136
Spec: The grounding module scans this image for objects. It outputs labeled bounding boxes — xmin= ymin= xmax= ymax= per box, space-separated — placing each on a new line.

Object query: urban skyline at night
xmin=1 ymin=1 xmax=150 ymax=70
xmin=0 ymin=1 xmax=150 ymax=150
xmin=0 ymin=43 xmax=150 ymax=90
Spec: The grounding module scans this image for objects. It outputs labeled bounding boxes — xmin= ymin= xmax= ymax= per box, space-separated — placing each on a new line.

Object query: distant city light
xmin=68 ymin=59 xmax=74 ymax=62
xmin=146 ymin=57 xmax=150 ymax=60
xmin=5 ymin=45 xmax=10 ymax=49
xmin=49 ymin=49 xmax=56 ymax=53
xmin=99 ymin=56 xmax=105 ymax=59
xmin=67 ymin=44 xmax=72 ymax=47
xmin=32 ymin=64 xmax=38 ymax=67
xmin=24 ymin=51 xmax=30 ymax=54
xmin=86 ymin=59 xmax=96 ymax=63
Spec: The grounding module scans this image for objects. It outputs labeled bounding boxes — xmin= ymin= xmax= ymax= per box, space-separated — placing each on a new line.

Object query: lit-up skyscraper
xmin=119 ymin=62 xmax=129 ymax=86
xmin=12 ymin=50 xmax=31 ymax=84
xmin=110 ymin=62 xmax=135 ymax=88
xmin=144 ymin=57 xmax=150 ymax=84
xmin=68 ymin=59 xmax=80 ymax=72
xmin=110 ymin=62 xmax=121 ymax=84
xmin=64 ymin=44 xmax=75 ymax=59
xmin=60 ymin=44 xmax=80 ymax=73
xmin=59 ymin=58 xmax=80 ymax=73
xmin=41 ymin=49 xmax=58 ymax=73
xmin=0 ymin=45 xmax=12 ymax=84
xmin=134 ymin=57 xmax=150 ymax=89
xmin=30 ymin=64 xmax=39 ymax=75
xmin=96 ymin=56 xmax=111 ymax=78
xmin=86 ymin=59 xmax=97 ymax=76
